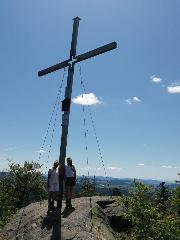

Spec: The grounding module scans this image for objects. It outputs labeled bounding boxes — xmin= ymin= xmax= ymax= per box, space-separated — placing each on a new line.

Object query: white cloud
xmin=167 ymin=85 xmax=180 ymax=94
xmin=124 ymin=96 xmax=142 ymax=105
xmin=133 ymin=97 xmax=141 ymax=102
xmin=72 ymin=93 xmax=102 ymax=106
xmin=137 ymin=163 xmax=145 ymax=166
xmin=107 ymin=166 xmax=123 ymax=171
xmin=160 ymin=165 xmax=178 ymax=169
xmin=33 ymin=149 xmax=46 ymax=154
xmin=150 ymin=75 xmax=162 ymax=83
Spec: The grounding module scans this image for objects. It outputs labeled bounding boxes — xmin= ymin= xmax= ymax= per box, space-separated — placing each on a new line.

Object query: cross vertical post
xmin=38 ymin=17 xmax=117 ymax=211
xmin=58 ymin=17 xmax=80 ymax=209
xmin=58 ymin=64 xmax=75 ymax=208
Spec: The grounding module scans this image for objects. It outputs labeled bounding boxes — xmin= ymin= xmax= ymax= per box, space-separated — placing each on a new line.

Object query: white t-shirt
xmin=48 ymin=168 xmax=59 ymax=191
xmin=65 ymin=165 xmax=76 ymax=178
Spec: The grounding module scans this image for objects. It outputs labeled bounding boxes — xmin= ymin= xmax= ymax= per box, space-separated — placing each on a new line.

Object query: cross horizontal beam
xmin=75 ymin=41 xmax=117 ymax=63
xmin=38 ymin=41 xmax=117 ymax=77
xmin=38 ymin=60 xmax=70 ymax=77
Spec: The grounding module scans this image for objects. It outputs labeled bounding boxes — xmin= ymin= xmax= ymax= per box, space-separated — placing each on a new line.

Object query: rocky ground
xmin=0 ymin=196 xmax=131 ymax=240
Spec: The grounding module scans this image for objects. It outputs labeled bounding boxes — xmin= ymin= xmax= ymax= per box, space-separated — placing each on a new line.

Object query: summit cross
xmin=38 ymin=17 xmax=117 ymax=209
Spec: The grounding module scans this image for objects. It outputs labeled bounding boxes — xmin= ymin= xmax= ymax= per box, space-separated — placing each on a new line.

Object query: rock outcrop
xmin=0 ymin=196 xmax=130 ymax=240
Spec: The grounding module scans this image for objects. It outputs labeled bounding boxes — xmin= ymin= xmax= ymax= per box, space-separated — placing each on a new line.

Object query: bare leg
xmin=69 ymin=187 xmax=73 ymax=208
xmin=68 ymin=186 xmax=71 ymax=198
xmin=65 ymin=186 xmax=71 ymax=209
xmin=69 ymin=187 xmax=72 ymax=198
xmin=48 ymin=192 xmax=52 ymax=204
xmin=48 ymin=192 xmax=54 ymax=210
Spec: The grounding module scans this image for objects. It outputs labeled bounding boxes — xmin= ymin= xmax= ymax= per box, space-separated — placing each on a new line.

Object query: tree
xmin=117 ymin=182 xmax=180 ymax=240
xmin=112 ymin=187 xmax=122 ymax=196
xmin=155 ymin=182 xmax=170 ymax=212
xmin=80 ymin=176 xmax=97 ymax=197
xmin=171 ymin=186 xmax=180 ymax=217
xmin=0 ymin=161 xmax=47 ymax=227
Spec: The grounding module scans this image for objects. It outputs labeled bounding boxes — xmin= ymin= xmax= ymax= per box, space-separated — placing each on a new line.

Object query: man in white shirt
xmin=47 ymin=160 xmax=59 ymax=211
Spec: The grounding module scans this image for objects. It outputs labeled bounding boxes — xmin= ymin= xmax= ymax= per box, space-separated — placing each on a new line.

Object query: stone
xmin=31 ymin=223 xmax=37 ymax=228
xmin=0 ymin=196 xmax=130 ymax=240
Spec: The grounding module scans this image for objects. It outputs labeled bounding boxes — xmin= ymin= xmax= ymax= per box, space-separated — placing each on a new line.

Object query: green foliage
xmin=112 ymin=187 xmax=122 ymax=196
xmin=0 ymin=161 xmax=47 ymax=227
xmin=170 ymin=186 xmax=180 ymax=217
xmin=0 ymin=190 xmax=17 ymax=227
xmin=80 ymin=176 xmax=97 ymax=197
xmin=154 ymin=182 xmax=170 ymax=212
xmin=117 ymin=182 xmax=180 ymax=240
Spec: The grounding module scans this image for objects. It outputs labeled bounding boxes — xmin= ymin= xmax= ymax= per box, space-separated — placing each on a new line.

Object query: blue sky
xmin=0 ymin=0 xmax=180 ymax=181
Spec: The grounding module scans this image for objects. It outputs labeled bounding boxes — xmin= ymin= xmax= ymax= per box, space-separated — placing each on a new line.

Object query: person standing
xmin=65 ymin=157 xmax=76 ymax=209
xmin=47 ymin=160 xmax=59 ymax=211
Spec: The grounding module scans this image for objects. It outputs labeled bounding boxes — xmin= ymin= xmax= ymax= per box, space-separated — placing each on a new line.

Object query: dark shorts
xmin=65 ymin=177 xmax=76 ymax=187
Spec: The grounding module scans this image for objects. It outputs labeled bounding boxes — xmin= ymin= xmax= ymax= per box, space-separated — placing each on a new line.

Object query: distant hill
xmin=41 ymin=174 xmax=180 ymax=195
xmin=1 ymin=172 xmax=179 ymax=193
xmin=0 ymin=172 xmax=7 ymax=178
xmin=76 ymin=175 xmax=179 ymax=188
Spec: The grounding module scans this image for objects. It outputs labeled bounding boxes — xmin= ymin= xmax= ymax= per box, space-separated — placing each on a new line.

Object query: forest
xmin=0 ymin=161 xmax=180 ymax=239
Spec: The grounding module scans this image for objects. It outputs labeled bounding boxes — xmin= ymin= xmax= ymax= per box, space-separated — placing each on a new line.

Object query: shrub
xmin=80 ymin=176 xmax=97 ymax=197
xmin=154 ymin=182 xmax=170 ymax=212
xmin=0 ymin=161 xmax=47 ymax=227
xmin=117 ymin=182 xmax=180 ymax=240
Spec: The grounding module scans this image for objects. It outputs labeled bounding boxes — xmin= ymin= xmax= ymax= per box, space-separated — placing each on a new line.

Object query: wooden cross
xmin=38 ymin=17 xmax=117 ymax=209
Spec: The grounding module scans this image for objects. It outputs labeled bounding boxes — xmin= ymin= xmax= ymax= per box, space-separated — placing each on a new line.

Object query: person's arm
xmin=64 ymin=165 xmax=66 ymax=179
xmin=74 ymin=170 xmax=76 ymax=182
xmin=47 ymin=169 xmax=51 ymax=188
xmin=73 ymin=166 xmax=76 ymax=180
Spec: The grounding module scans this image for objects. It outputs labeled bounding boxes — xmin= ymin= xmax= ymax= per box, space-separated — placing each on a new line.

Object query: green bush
xmin=0 ymin=161 xmax=47 ymax=227
xmin=117 ymin=182 xmax=180 ymax=240
xmin=80 ymin=176 xmax=97 ymax=197
xmin=170 ymin=186 xmax=180 ymax=217
xmin=154 ymin=182 xmax=170 ymax=212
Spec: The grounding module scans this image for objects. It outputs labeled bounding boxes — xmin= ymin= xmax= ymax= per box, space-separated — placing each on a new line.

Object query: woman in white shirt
xmin=65 ymin=157 xmax=76 ymax=209
xmin=47 ymin=160 xmax=59 ymax=211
